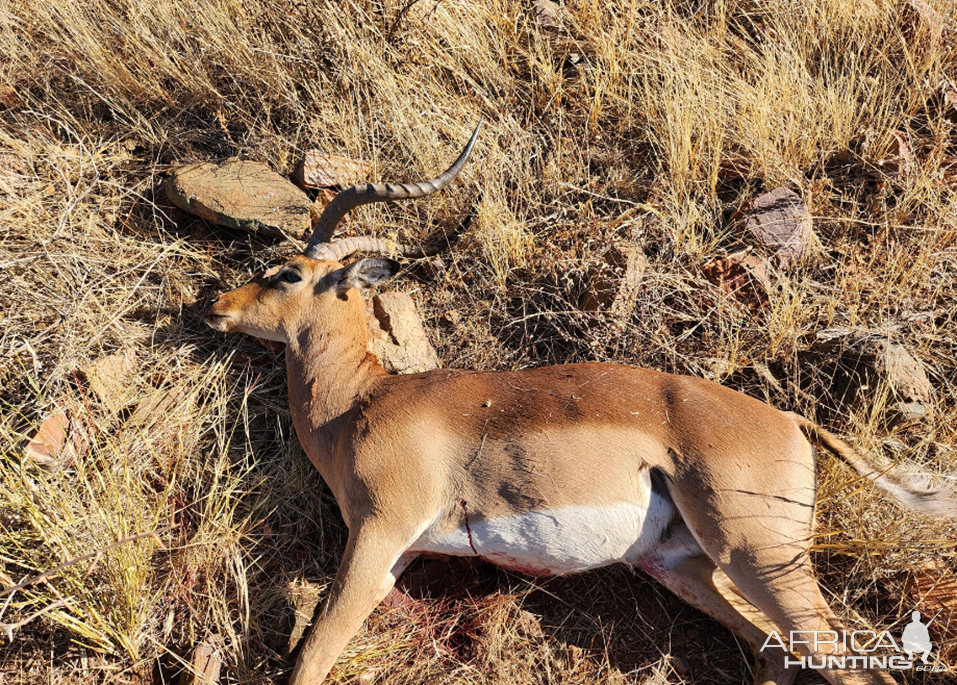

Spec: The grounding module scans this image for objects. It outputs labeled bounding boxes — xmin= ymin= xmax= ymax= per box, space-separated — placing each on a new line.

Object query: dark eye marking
xmin=280 ymin=270 xmax=302 ymax=284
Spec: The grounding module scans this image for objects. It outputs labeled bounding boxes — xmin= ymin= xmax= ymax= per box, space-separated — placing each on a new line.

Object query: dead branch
xmin=0 ymin=526 xmax=172 ymax=599
xmin=0 ymin=599 xmax=67 ymax=641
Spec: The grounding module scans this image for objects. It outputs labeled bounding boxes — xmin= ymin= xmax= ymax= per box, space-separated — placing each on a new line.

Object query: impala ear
xmin=333 ymin=258 xmax=400 ymax=292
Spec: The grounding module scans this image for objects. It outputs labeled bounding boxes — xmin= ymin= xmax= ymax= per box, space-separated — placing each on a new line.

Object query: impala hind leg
xmin=716 ymin=554 xmax=894 ymax=685
xmin=289 ymin=526 xmax=417 ymax=685
xmin=638 ymin=524 xmax=795 ymax=685
xmin=664 ymin=482 xmax=894 ymax=685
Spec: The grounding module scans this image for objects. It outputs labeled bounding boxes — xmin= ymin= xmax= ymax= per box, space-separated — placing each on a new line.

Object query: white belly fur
xmin=411 ymin=494 xmax=674 ymax=576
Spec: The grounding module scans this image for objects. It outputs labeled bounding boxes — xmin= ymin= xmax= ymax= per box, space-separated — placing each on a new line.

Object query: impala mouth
xmin=205 ymin=312 xmax=232 ymax=332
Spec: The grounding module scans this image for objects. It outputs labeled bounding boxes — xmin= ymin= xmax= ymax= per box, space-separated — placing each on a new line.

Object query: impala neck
xmin=284 ymin=296 xmax=386 ymax=464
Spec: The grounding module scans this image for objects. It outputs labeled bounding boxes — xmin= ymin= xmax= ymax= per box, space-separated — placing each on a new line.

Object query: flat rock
xmin=366 ymin=292 xmax=440 ymax=374
xmin=167 ymin=159 xmax=312 ymax=237
xmin=128 ymin=387 xmax=188 ymax=429
xmin=534 ymin=0 xmax=565 ymax=34
xmin=78 ymin=352 xmax=138 ymax=414
xmin=22 ymin=407 xmax=88 ymax=471
xmin=737 ymin=187 xmax=813 ymax=267
xmin=294 ymin=152 xmax=371 ymax=189
xmin=806 ymin=332 xmax=934 ymax=422
xmin=580 ymin=241 xmax=647 ymax=324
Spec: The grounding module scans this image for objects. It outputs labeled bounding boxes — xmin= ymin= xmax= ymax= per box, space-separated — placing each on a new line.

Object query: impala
xmin=206 ymin=121 xmax=955 ymax=685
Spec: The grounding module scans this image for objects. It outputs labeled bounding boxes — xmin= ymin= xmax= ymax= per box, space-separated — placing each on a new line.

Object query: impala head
xmin=206 ymin=255 xmax=399 ymax=342
xmin=205 ymin=119 xmax=482 ymax=343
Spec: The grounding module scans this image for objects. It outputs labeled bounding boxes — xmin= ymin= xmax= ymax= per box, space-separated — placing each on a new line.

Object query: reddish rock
xmin=701 ymin=250 xmax=772 ymax=310
xmin=737 ymin=187 xmax=814 ymax=267
xmin=179 ymin=635 xmax=222 ymax=685
xmin=167 ymin=159 xmax=312 ymax=237
xmin=0 ymin=84 xmax=19 ymax=110
xmin=22 ymin=408 xmax=88 ymax=471
xmin=294 ymin=152 xmax=371 ymax=190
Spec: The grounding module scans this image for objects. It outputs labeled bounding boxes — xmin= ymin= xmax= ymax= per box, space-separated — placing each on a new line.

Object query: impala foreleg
xmin=289 ymin=526 xmax=416 ymax=685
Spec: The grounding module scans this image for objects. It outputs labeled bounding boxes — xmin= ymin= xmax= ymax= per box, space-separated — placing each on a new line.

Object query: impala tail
xmin=788 ymin=413 xmax=957 ymax=519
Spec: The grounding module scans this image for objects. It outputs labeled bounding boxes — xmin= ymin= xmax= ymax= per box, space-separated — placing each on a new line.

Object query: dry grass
xmin=1 ymin=0 xmax=956 ymax=683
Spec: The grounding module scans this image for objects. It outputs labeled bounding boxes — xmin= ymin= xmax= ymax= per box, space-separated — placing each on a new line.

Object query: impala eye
xmin=281 ymin=271 xmax=302 ymax=284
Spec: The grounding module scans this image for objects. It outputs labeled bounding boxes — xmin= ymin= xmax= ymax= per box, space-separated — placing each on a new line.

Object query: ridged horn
xmin=308 ymin=193 xmax=481 ymax=262
xmin=303 ymin=118 xmax=482 ymax=260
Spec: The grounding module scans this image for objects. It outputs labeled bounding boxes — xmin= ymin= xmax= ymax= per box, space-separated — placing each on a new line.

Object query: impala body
xmin=206 ymin=123 xmax=955 ymax=685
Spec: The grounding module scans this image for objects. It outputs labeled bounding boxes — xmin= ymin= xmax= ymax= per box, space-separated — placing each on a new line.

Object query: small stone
xmin=78 ymin=352 xmax=138 ymax=414
xmin=737 ymin=187 xmax=814 ymax=267
xmin=891 ymin=401 xmax=928 ymax=423
xmin=22 ymin=408 xmax=88 ymax=471
xmin=294 ymin=152 xmax=371 ymax=190
xmin=366 ymin=292 xmax=441 ymax=374
xmin=179 ymin=635 xmax=222 ymax=685
xmin=167 ymin=159 xmax=312 ymax=237
xmin=0 ymin=84 xmax=19 ymax=110
xmin=534 ymin=0 xmax=565 ymax=34
xmin=580 ymin=241 xmax=648 ymax=323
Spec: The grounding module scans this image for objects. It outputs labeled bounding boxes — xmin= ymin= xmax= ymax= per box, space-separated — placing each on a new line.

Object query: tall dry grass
xmin=1 ymin=0 xmax=956 ymax=683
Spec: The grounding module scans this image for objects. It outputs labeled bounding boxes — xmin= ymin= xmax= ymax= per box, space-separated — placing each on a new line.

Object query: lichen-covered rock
xmin=366 ymin=292 xmax=440 ymax=374
xmin=167 ymin=159 xmax=312 ymax=237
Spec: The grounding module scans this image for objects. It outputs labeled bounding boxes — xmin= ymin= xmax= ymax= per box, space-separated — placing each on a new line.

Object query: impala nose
xmin=205 ymin=295 xmax=230 ymax=331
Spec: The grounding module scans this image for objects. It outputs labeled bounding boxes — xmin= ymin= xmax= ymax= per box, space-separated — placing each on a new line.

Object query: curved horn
xmin=309 ymin=236 xmax=451 ymax=262
xmin=303 ymin=118 xmax=482 ymax=259
xmin=308 ymin=196 xmax=480 ymax=262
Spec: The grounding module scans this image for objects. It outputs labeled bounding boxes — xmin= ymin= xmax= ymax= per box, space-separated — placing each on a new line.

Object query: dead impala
xmin=206 ymin=121 xmax=955 ymax=685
